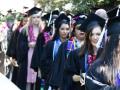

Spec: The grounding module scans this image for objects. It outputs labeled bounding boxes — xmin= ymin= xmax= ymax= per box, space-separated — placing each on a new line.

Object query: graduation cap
xmin=79 ymin=13 xmax=105 ymax=33
xmin=55 ymin=13 xmax=70 ymax=28
xmin=41 ymin=13 xmax=50 ymax=21
xmin=107 ymin=16 xmax=120 ymax=36
xmin=52 ymin=10 xmax=60 ymax=20
xmin=73 ymin=13 xmax=87 ymax=26
xmin=107 ymin=5 xmax=120 ymax=18
xmin=26 ymin=7 xmax=42 ymax=16
xmin=52 ymin=10 xmax=59 ymax=16
xmin=23 ymin=6 xmax=29 ymax=9
xmin=7 ymin=9 xmax=12 ymax=13
xmin=46 ymin=10 xmax=60 ymax=27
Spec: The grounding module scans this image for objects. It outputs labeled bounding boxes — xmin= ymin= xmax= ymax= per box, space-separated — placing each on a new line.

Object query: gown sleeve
xmin=6 ymin=30 xmax=20 ymax=59
xmin=16 ymin=31 xmax=28 ymax=64
xmin=64 ymin=49 xmax=85 ymax=90
xmin=48 ymin=42 xmax=67 ymax=87
xmin=31 ymin=33 xmax=45 ymax=71
xmin=6 ymin=31 xmax=15 ymax=57
xmin=40 ymin=41 xmax=53 ymax=80
xmin=86 ymin=62 xmax=120 ymax=90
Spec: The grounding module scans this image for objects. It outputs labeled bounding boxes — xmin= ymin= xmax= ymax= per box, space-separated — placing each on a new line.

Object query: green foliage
xmin=35 ymin=0 xmax=119 ymax=14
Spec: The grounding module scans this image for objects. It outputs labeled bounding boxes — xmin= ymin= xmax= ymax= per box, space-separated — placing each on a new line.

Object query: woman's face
xmin=75 ymin=27 xmax=85 ymax=41
xmin=89 ymin=26 xmax=102 ymax=47
xmin=59 ymin=23 xmax=70 ymax=39
xmin=32 ymin=15 xmax=41 ymax=25
xmin=22 ymin=17 xmax=28 ymax=26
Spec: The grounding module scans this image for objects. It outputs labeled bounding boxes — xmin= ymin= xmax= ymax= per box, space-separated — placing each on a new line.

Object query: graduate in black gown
xmin=6 ymin=15 xmax=28 ymax=85
xmin=31 ymin=13 xmax=53 ymax=90
xmin=16 ymin=7 xmax=42 ymax=90
xmin=30 ymin=11 xmax=57 ymax=72
xmin=6 ymin=14 xmax=28 ymax=60
xmin=40 ymin=13 xmax=70 ymax=90
xmin=48 ymin=13 xmax=86 ymax=90
xmin=64 ymin=13 xmax=106 ymax=90
xmin=86 ymin=14 xmax=120 ymax=90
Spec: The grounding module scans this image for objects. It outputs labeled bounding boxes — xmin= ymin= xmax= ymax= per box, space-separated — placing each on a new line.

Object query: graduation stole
xmin=85 ymin=53 xmax=96 ymax=71
xmin=28 ymin=25 xmax=41 ymax=42
xmin=66 ymin=38 xmax=74 ymax=58
xmin=66 ymin=37 xmax=81 ymax=58
xmin=53 ymin=38 xmax=62 ymax=61
xmin=28 ymin=25 xmax=36 ymax=42
xmin=87 ymin=54 xmax=96 ymax=65
xmin=115 ymin=71 xmax=120 ymax=86
xmin=43 ymin=32 xmax=52 ymax=44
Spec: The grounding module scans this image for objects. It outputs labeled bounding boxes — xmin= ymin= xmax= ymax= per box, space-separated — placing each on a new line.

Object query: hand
xmin=11 ymin=59 xmax=19 ymax=67
xmin=80 ymin=73 xmax=85 ymax=86
xmin=72 ymin=75 xmax=80 ymax=82
xmin=28 ymin=42 xmax=36 ymax=48
xmin=4 ymin=58 xmax=12 ymax=66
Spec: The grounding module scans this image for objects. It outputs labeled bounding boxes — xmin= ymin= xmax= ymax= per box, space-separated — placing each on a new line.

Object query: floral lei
xmin=28 ymin=25 xmax=41 ymax=42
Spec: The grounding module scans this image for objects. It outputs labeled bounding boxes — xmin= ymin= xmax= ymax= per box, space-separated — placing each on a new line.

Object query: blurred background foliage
xmin=34 ymin=0 xmax=120 ymax=14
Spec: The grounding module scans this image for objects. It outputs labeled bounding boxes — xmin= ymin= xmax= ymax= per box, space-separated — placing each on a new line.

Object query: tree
xmin=34 ymin=0 xmax=120 ymax=14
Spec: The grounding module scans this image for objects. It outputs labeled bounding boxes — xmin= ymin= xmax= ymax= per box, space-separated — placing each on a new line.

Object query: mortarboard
xmin=26 ymin=7 xmax=42 ymax=16
xmin=73 ymin=13 xmax=87 ymax=26
xmin=79 ymin=13 xmax=105 ymax=33
xmin=23 ymin=6 xmax=29 ymax=9
xmin=52 ymin=10 xmax=60 ymax=20
xmin=7 ymin=9 xmax=12 ymax=13
xmin=52 ymin=10 xmax=59 ymax=16
xmin=107 ymin=5 xmax=120 ymax=18
xmin=47 ymin=10 xmax=60 ymax=27
xmin=55 ymin=13 xmax=70 ymax=28
xmin=41 ymin=13 xmax=50 ymax=21
xmin=107 ymin=16 xmax=120 ymax=36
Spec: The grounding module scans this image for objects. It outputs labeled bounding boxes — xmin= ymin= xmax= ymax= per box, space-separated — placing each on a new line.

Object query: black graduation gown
xmin=30 ymin=33 xmax=46 ymax=90
xmin=40 ymin=40 xmax=56 ymax=90
xmin=16 ymin=31 xmax=29 ymax=90
xmin=6 ymin=30 xmax=19 ymax=59
xmin=6 ymin=31 xmax=14 ymax=57
xmin=86 ymin=60 xmax=120 ymax=90
xmin=48 ymin=41 xmax=68 ymax=87
xmin=31 ymin=33 xmax=45 ymax=71
xmin=64 ymin=49 xmax=85 ymax=90
xmin=6 ymin=30 xmax=20 ymax=85
xmin=40 ymin=41 xmax=54 ymax=81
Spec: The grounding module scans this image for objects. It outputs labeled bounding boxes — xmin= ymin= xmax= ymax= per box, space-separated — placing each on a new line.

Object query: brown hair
xmin=79 ymin=21 xmax=102 ymax=56
xmin=99 ymin=34 xmax=120 ymax=85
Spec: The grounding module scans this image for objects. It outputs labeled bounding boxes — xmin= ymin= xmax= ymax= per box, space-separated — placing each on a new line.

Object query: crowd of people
xmin=0 ymin=4 xmax=120 ymax=90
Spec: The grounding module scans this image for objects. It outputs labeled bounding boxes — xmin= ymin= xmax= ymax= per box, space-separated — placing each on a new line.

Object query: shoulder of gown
xmin=86 ymin=59 xmax=120 ymax=90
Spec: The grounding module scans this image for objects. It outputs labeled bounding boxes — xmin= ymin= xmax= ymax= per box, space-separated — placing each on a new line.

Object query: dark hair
xmin=79 ymin=21 xmax=102 ymax=56
xmin=16 ymin=17 xmax=28 ymax=31
xmin=52 ymin=19 xmax=70 ymax=41
xmin=71 ymin=23 xmax=81 ymax=37
xmin=99 ymin=34 xmax=120 ymax=85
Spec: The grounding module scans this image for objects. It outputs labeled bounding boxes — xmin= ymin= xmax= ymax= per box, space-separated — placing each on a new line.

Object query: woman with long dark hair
xmin=86 ymin=15 xmax=120 ymax=90
xmin=64 ymin=13 xmax=105 ymax=90
xmin=48 ymin=14 xmax=86 ymax=90
xmin=40 ymin=13 xmax=70 ymax=90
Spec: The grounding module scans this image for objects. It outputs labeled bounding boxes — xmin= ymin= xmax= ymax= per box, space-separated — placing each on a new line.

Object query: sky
xmin=0 ymin=0 xmax=34 ymax=13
